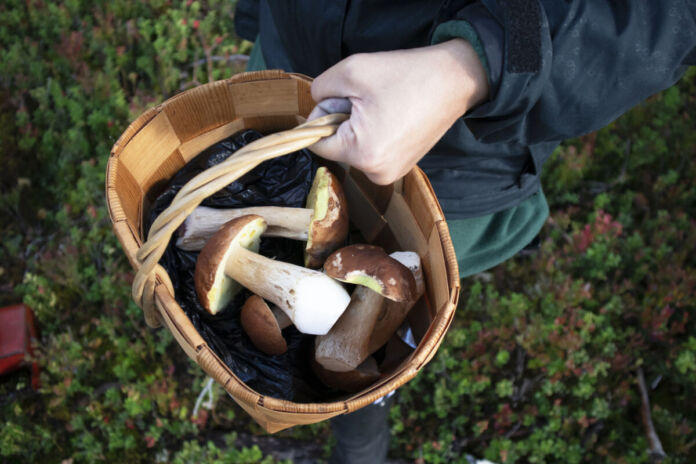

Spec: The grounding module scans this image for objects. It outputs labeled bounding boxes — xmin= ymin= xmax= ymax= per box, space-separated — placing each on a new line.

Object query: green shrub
xmin=392 ymin=68 xmax=696 ymax=463
xmin=0 ymin=1 xmax=276 ymax=462
xmin=1 ymin=1 xmax=695 ymax=462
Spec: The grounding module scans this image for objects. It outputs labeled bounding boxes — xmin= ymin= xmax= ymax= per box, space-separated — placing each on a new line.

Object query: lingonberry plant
xmin=1 ymin=1 xmax=694 ymax=462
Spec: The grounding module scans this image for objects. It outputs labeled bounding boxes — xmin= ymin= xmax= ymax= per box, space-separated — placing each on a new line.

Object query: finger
xmin=309 ymin=118 xmax=357 ymax=164
xmin=307 ymin=98 xmax=352 ymax=121
xmin=362 ymin=167 xmax=407 ymax=186
xmin=311 ymin=57 xmax=359 ymax=103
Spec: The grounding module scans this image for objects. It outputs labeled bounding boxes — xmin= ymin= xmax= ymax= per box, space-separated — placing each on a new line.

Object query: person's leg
xmin=328 ymin=394 xmax=393 ymax=464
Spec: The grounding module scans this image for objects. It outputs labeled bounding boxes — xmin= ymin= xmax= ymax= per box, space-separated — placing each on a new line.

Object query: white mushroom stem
xmin=225 ymin=246 xmax=350 ymax=335
xmin=315 ymin=251 xmax=424 ymax=372
xmin=177 ymin=206 xmax=313 ymax=251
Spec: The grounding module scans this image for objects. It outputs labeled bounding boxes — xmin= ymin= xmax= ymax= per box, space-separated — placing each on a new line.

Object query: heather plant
xmin=1 ymin=1 xmax=695 ymax=463
xmin=0 ymin=1 xmax=276 ymax=462
xmin=390 ymin=68 xmax=696 ymax=463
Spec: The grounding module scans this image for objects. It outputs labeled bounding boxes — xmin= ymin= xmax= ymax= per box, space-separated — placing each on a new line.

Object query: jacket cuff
xmin=431 ymin=20 xmax=491 ymax=86
xmin=433 ymin=3 xmax=505 ymax=105
xmin=439 ymin=1 xmax=551 ymax=145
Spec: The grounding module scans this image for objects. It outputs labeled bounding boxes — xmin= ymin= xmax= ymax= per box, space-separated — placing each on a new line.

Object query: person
xmin=234 ymin=1 xmax=696 ymax=462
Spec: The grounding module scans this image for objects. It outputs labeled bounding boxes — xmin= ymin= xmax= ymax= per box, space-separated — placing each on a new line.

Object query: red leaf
xmin=192 ymin=409 xmax=209 ymax=429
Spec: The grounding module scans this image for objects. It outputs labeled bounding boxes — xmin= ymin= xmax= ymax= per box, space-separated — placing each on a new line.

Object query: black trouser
xmin=328 ymin=395 xmax=394 ymax=464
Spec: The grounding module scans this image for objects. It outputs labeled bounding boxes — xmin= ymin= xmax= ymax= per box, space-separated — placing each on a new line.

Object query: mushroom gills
xmin=342 ymin=271 xmax=387 ymax=295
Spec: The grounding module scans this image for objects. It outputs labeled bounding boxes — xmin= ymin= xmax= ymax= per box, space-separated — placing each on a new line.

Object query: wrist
xmin=431 ymin=38 xmax=489 ymax=116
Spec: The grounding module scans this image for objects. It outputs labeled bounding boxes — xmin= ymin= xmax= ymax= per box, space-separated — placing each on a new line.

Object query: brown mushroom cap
xmin=194 ymin=215 xmax=266 ymax=314
xmin=240 ymin=295 xmax=287 ymax=355
xmin=323 ymin=244 xmax=417 ymax=302
xmin=304 ymin=166 xmax=349 ymax=268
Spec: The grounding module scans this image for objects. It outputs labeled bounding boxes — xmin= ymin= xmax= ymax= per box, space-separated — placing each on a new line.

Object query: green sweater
xmin=246 ymin=28 xmax=549 ymax=278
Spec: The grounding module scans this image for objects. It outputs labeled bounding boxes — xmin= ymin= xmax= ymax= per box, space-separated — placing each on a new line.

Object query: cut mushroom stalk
xmin=315 ymin=245 xmax=417 ymax=372
xmin=314 ymin=286 xmax=385 ymax=372
xmin=241 ymin=295 xmax=292 ymax=356
xmin=178 ymin=167 xmax=349 ymax=269
xmin=178 ymin=206 xmax=313 ymax=250
xmin=194 ymin=215 xmax=351 ymax=335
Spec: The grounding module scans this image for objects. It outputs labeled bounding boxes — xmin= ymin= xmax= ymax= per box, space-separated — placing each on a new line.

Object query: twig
xmin=513 ymin=373 xmax=544 ymax=404
xmin=187 ymin=54 xmax=250 ymax=68
xmin=580 ymin=420 xmax=605 ymax=448
xmin=637 ymin=367 xmax=666 ymax=462
xmin=514 ymin=345 xmax=526 ymax=380
xmin=179 ymin=48 xmax=202 ymax=91
xmin=504 ymin=421 xmax=522 ymax=439
xmin=617 ymin=140 xmax=631 ymax=184
xmin=93 ymin=381 xmax=121 ymax=397
xmin=545 ymin=216 xmax=573 ymax=246
xmin=192 ymin=377 xmax=215 ymax=418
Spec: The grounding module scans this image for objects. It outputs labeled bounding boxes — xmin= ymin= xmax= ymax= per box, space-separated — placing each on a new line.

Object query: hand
xmin=308 ymin=39 xmax=489 ymax=185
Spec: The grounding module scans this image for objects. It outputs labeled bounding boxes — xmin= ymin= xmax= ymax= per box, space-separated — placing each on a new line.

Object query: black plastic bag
xmin=146 ymin=129 xmax=332 ymax=401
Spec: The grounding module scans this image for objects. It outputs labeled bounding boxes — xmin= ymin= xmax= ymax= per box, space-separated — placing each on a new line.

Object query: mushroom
xmin=311 ymin=354 xmax=381 ymax=393
xmin=315 ymin=245 xmax=417 ymax=372
xmin=177 ymin=166 xmax=349 ymax=268
xmin=322 ymin=244 xmax=416 ymax=302
xmin=240 ymin=294 xmax=292 ymax=356
xmin=194 ymin=214 xmax=351 ymax=335
xmin=367 ymin=251 xmax=425 ymax=355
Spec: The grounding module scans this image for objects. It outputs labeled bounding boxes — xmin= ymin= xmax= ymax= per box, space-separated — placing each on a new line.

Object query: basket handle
xmin=132 ymin=113 xmax=349 ymax=328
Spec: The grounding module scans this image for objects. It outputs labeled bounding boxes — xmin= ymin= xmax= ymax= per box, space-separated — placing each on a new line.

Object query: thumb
xmin=307 ymin=97 xmax=353 ymax=122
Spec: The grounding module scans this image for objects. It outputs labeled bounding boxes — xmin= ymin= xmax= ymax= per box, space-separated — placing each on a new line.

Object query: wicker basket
xmin=105 ymin=70 xmax=460 ymax=433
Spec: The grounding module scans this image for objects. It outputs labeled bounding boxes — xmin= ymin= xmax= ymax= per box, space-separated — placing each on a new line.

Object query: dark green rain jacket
xmin=235 ymin=0 xmax=696 ymax=220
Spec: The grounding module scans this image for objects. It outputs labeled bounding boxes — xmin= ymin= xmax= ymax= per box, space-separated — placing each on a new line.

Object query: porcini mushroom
xmin=368 ymin=252 xmax=425 ymax=355
xmin=315 ymin=245 xmax=417 ymax=372
xmin=194 ymin=214 xmax=351 ymax=335
xmin=311 ymin=355 xmax=381 ymax=393
xmin=177 ymin=166 xmax=348 ymax=268
xmin=322 ymin=244 xmax=417 ymax=302
xmin=240 ymin=294 xmax=292 ymax=356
